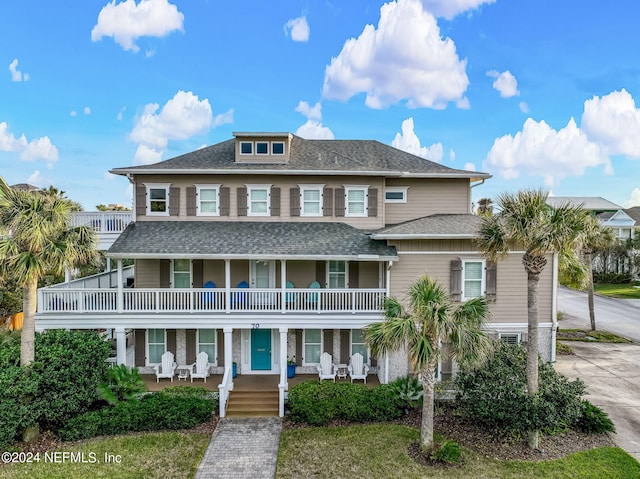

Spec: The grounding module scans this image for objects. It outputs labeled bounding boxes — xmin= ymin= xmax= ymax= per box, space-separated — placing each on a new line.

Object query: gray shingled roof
xmin=624 ymin=206 xmax=640 ymax=223
xmin=546 ymin=196 xmax=622 ymax=211
xmin=371 ymin=214 xmax=482 ymax=239
xmin=108 ymin=221 xmax=397 ymax=259
xmin=110 ymin=135 xmax=490 ymax=179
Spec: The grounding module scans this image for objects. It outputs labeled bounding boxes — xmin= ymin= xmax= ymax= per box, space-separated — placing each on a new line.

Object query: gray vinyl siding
xmin=389 ymin=241 xmax=554 ymax=325
xmin=384 ymin=178 xmax=471 ymax=224
xmin=134 ymin=259 xmax=162 ymax=288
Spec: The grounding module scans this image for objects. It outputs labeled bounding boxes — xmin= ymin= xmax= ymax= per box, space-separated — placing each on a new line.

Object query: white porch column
xmin=225 ymin=259 xmax=231 ymax=314
xmin=280 ymin=260 xmax=287 ymax=313
xmin=224 ymin=327 xmax=234 ymax=389
xmin=106 ymin=257 xmax=112 ymax=272
xmin=64 ymin=268 xmax=71 ymax=283
xmin=117 ymin=259 xmax=124 ymax=312
xmin=386 ymin=261 xmax=393 ymax=296
xmin=115 ymin=328 xmax=126 ymax=366
xmin=278 ymin=327 xmax=288 ymax=417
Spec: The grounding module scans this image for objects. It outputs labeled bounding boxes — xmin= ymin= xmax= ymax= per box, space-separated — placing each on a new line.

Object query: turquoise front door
xmin=251 ymin=329 xmax=271 ymax=370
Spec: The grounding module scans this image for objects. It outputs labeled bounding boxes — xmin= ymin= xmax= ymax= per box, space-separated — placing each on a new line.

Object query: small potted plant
xmin=287 ymin=356 xmax=296 ymax=378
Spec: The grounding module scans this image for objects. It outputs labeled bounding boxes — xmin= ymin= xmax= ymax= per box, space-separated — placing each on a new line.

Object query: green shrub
xmin=160 ymin=385 xmax=215 ymax=399
xmin=98 ymin=364 xmax=146 ymax=405
xmin=593 ymin=272 xmax=632 ymax=284
xmin=287 ymin=381 xmax=401 ymax=426
xmin=455 ymin=343 xmax=585 ymax=435
xmin=575 ymin=400 xmax=616 ymax=434
xmin=431 ymin=440 xmax=462 ymax=464
xmin=31 ymin=329 xmax=111 ymax=429
xmin=388 ymin=375 xmax=423 ymax=411
xmin=0 ymin=365 xmax=39 ymax=448
xmin=57 ymin=393 xmax=216 ymax=441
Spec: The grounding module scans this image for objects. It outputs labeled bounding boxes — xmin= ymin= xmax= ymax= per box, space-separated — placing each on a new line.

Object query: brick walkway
xmin=194 ymin=417 xmax=282 ymax=479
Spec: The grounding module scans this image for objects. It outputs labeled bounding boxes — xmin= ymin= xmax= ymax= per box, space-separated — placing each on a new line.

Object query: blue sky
xmin=1 ymin=0 xmax=639 ymax=211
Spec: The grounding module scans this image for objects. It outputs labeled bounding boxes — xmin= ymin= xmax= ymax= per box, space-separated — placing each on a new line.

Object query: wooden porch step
xmin=226 ymin=390 xmax=279 ymax=417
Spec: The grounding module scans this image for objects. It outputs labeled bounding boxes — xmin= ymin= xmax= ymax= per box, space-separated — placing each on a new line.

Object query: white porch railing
xmin=37 ymin=287 xmax=386 ymax=314
xmin=46 ymin=266 xmax=134 ymax=290
xmin=218 ymin=365 xmax=234 ymax=418
xmin=69 ymin=211 xmax=133 ymax=234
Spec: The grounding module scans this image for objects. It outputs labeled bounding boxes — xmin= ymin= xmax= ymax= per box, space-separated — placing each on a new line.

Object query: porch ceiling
xmin=107 ymin=221 xmax=397 ymax=260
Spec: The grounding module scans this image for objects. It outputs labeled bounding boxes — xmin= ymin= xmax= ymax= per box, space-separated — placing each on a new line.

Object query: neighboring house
xmin=623 ymin=206 xmax=640 ymax=239
xmin=10 ymin=183 xmax=40 ymax=193
xmin=35 ymin=132 xmax=558 ymax=416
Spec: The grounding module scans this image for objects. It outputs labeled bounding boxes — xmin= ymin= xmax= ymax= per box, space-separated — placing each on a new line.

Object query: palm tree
xmin=476 ymin=197 xmax=494 ymax=216
xmin=364 ymin=275 xmax=493 ymax=450
xmin=0 ymin=176 xmax=98 ymax=366
xmin=475 ymin=189 xmax=588 ymax=448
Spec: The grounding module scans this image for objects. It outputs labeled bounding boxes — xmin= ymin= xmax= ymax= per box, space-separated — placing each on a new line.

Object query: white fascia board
xmin=370 ymin=233 xmax=477 ymax=240
xmin=106 ymin=252 xmax=398 ymax=262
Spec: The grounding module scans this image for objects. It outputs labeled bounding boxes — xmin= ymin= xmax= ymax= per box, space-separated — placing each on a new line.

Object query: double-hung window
xmin=303 ymin=329 xmax=322 ymax=365
xmin=328 ymin=261 xmax=347 ymax=288
xmin=461 ymin=259 xmax=485 ymax=301
xmin=247 ymin=185 xmax=270 ymax=216
xmin=300 ymin=185 xmax=323 ymax=217
xmin=148 ymin=329 xmax=166 ymax=364
xmin=351 ymin=329 xmax=369 ymax=363
xmin=146 ymin=183 xmax=171 ymax=216
xmin=345 ymin=186 xmax=368 ymax=217
xmin=196 ymin=184 xmax=220 ymax=216
xmin=172 ymin=259 xmax=191 ymax=288
xmin=198 ymin=329 xmax=216 ymax=364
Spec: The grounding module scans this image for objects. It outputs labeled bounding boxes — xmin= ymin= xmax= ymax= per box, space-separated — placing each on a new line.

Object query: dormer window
xmin=272 ymin=142 xmax=285 ymax=155
xmin=240 ymin=142 xmax=253 ymax=155
xmin=234 ymin=133 xmax=292 ymax=163
xmin=256 ymin=142 xmax=269 ymax=155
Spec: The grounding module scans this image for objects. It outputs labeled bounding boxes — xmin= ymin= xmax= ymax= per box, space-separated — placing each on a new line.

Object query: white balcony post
xmin=278 ymin=327 xmax=288 ymax=417
xmin=115 ymin=328 xmax=126 ymax=366
xmin=281 ymin=260 xmax=287 ymax=313
xmin=225 ymin=259 xmax=231 ymax=314
xmin=117 ymin=259 xmax=123 ymax=313
xmin=386 ymin=261 xmax=393 ymax=296
xmin=224 ymin=327 xmax=234 ymax=390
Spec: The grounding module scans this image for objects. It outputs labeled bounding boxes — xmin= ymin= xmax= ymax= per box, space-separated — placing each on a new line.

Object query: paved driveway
xmin=555 ymin=341 xmax=640 ymax=461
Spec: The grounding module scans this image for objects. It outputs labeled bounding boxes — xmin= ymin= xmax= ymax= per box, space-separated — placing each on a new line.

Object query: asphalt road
xmin=557 ymin=286 xmax=640 ymax=342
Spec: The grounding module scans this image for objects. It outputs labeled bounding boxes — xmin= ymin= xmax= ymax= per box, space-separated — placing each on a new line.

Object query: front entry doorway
xmin=251 ymin=328 xmax=272 ymax=370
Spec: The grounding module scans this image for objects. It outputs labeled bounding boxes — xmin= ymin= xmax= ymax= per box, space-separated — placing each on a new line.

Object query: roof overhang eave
xmin=107 ymin=252 xmax=398 ymax=261
xmin=370 ymin=233 xmax=478 ymax=240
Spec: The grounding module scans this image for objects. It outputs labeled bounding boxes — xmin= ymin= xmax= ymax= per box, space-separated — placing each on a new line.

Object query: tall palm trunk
xmin=20 ymin=278 xmax=37 ymax=366
xmin=419 ymin=366 xmax=436 ymax=450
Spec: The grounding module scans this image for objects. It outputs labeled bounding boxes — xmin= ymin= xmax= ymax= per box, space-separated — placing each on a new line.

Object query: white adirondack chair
xmin=190 ymin=351 xmax=211 ymax=383
xmin=317 ymin=352 xmax=337 ymax=381
xmin=347 ymin=352 xmax=370 ymax=383
xmin=154 ymin=351 xmax=177 ymax=382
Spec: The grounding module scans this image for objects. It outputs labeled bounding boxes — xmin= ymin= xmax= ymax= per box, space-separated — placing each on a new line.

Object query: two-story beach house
xmin=35 ymin=132 xmax=558 ymax=416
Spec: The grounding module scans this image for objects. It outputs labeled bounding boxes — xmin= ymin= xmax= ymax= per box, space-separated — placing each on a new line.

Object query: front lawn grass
xmin=276 ymin=424 xmax=640 ymax=479
xmin=0 ymin=431 xmax=210 ymax=479
xmin=594 ymin=282 xmax=640 ymax=299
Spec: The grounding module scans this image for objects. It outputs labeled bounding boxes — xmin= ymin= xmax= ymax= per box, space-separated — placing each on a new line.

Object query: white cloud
xmin=625 ymin=188 xmax=640 ymax=207
xmin=285 ymin=16 xmax=310 ymax=42
xmin=295 ymin=101 xmax=334 ymax=139
xmin=0 ymin=122 xmax=58 ymax=164
xmin=9 ymin=58 xmax=29 ymax=82
xmin=419 ymin=0 xmax=495 ymax=20
xmin=26 ymin=170 xmax=51 ymax=188
xmin=70 ymin=111 xmax=78 ymax=117
xmin=129 ymin=90 xmax=230 ymax=165
xmin=84 ymin=106 xmax=92 ymax=115
xmin=581 ymin=89 xmax=640 ymax=158
xmin=117 ymin=106 xmax=126 ymax=121
xmin=91 ymin=0 xmax=184 ymax=53
xmin=322 ymin=0 xmax=469 ymax=110
xmin=484 ymin=117 xmax=612 ymax=186
xmin=391 ymin=117 xmax=443 ymax=161
xmin=104 ymin=171 xmax=117 ymax=181
xmin=487 ymin=70 xmax=519 ymax=98
xmin=519 ymin=101 xmax=529 ymax=113
xmin=463 ymin=162 xmax=476 ymax=171
xmin=449 ymin=149 xmax=456 ymax=161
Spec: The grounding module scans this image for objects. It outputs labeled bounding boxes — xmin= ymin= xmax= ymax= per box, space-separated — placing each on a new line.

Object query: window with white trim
xmin=256 ymin=141 xmax=269 ymax=155
xmin=345 ymin=186 xmax=368 ymax=217
xmin=247 ymin=185 xmax=271 ymax=216
xmin=303 ymin=329 xmax=322 ymax=365
xmin=198 ymin=329 xmax=216 ymax=364
xmin=148 ymin=329 xmax=166 ymax=364
xmin=300 ymin=185 xmax=323 ymax=217
xmin=385 ymin=187 xmax=408 ymax=203
xmin=328 ymin=261 xmax=347 ymax=288
xmin=240 ymin=142 xmax=253 ymax=155
xmin=196 ymin=184 xmax=220 ymax=216
xmin=272 ymin=142 xmax=285 ymax=155
xmin=461 ymin=259 xmax=485 ymax=301
xmin=146 ymin=183 xmax=170 ymax=216
xmin=499 ymin=333 xmax=521 ymax=345
xmin=351 ymin=329 xmax=369 ymax=363
xmin=172 ymin=259 xmax=191 ymax=288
